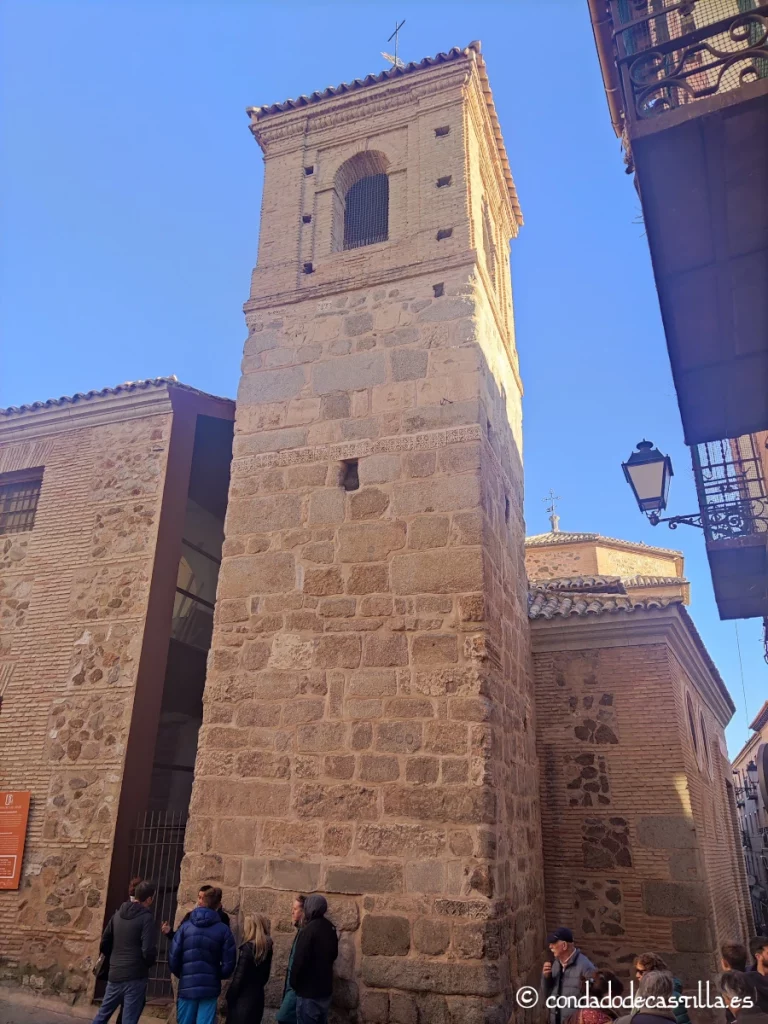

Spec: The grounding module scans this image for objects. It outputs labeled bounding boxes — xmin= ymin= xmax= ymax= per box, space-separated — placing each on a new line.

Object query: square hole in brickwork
xmin=304 ymin=165 xmax=314 ymax=176
xmin=433 ymin=283 xmax=444 ymax=298
xmin=436 ymin=176 xmax=452 ymax=188
xmin=303 ymin=262 xmax=314 ymax=274
xmin=435 ymin=125 xmax=450 ymax=137
xmin=302 ymin=214 xmax=312 ymax=224
xmin=341 ymin=460 xmax=360 ymax=491
xmin=436 ymin=228 xmax=453 ymax=241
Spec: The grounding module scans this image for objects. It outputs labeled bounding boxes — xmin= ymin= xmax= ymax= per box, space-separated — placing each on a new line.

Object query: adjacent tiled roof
xmin=1 ymin=376 xmax=232 ymax=417
xmin=247 ymin=42 xmax=522 ymax=224
xmin=528 ymin=589 xmax=683 ymax=620
xmin=623 ymin=575 xmax=689 ymax=589
xmin=525 ymin=531 xmax=682 ymax=559
xmin=528 ymin=575 xmax=626 ymax=594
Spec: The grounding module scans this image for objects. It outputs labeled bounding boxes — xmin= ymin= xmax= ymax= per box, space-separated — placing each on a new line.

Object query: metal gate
xmin=128 ymin=810 xmax=187 ymax=1000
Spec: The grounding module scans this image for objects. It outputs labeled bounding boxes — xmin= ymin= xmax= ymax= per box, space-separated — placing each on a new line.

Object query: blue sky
xmin=2 ymin=1 xmax=764 ymax=755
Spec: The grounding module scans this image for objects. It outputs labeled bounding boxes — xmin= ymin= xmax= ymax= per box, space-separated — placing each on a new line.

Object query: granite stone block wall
xmin=182 ymin=48 xmax=543 ymax=1023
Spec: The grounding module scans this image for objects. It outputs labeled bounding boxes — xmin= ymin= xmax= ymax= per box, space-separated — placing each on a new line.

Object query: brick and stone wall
xmin=182 ymin=47 xmax=543 ymax=1023
xmin=532 ymin=606 xmax=748 ymax=989
xmin=0 ymin=399 xmax=172 ymax=997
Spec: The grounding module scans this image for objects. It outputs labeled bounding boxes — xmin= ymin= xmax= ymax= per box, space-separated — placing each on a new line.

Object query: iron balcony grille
xmin=609 ymin=0 xmax=768 ymax=123
xmin=343 ymin=173 xmax=389 ymax=250
xmin=0 ymin=472 xmax=43 ymax=534
xmin=692 ymin=433 xmax=768 ymax=540
xmin=128 ymin=810 xmax=187 ymax=1001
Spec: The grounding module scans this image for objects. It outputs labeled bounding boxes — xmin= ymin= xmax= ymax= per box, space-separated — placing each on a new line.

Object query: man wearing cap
xmin=542 ymin=927 xmax=596 ymax=1024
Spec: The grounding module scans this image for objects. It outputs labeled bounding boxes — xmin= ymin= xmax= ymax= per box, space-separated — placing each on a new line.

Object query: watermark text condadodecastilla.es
xmin=514 ymin=980 xmax=755 ymax=1011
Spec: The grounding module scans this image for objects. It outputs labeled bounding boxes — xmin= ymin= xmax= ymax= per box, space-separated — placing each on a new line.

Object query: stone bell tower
xmin=183 ymin=42 xmax=544 ymax=1022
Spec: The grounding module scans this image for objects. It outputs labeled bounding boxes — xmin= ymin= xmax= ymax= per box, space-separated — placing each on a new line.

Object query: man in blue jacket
xmin=169 ymin=887 xmax=236 ymax=1024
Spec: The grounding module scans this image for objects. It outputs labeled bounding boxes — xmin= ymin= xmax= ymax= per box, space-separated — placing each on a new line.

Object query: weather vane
xmin=543 ymin=489 xmax=561 ymax=534
xmin=382 ymin=20 xmax=406 ymax=70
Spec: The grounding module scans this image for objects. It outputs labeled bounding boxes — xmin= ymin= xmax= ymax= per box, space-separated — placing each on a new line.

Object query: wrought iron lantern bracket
xmin=646 ymin=511 xmax=703 ymax=530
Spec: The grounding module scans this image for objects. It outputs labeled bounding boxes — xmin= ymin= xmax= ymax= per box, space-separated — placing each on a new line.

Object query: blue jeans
xmin=296 ymin=995 xmax=332 ymax=1024
xmin=176 ymin=996 xmax=219 ymax=1024
xmin=92 ymin=979 xmax=147 ymax=1024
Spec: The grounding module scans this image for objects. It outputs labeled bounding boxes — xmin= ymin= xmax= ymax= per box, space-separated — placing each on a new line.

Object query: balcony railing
xmin=609 ymin=0 xmax=768 ymax=124
xmin=692 ymin=433 xmax=768 ymax=541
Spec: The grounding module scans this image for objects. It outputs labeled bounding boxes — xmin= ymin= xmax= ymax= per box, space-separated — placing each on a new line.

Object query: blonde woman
xmin=226 ymin=914 xmax=273 ymax=1024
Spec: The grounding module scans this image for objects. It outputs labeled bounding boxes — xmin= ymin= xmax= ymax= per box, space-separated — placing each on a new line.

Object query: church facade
xmin=0 ymin=44 xmax=751 ymax=1022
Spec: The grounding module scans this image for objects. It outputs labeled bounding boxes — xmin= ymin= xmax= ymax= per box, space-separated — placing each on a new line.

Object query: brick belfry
xmin=182 ymin=41 xmax=544 ymax=1022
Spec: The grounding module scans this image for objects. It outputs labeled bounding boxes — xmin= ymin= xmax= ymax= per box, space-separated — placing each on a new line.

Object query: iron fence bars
xmin=128 ymin=810 xmax=187 ymax=1000
xmin=691 ymin=433 xmax=768 ymax=541
xmin=609 ymin=0 xmax=768 ymax=122
xmin=0 ymin=471 xmax=42 ymax=534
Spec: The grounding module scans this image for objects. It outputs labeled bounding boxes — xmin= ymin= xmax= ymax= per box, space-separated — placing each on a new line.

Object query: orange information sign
xmin=0 ymin=791 xmax=31 ymax=890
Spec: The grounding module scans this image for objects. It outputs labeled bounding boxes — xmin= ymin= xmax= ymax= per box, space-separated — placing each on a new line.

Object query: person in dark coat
xmin=634 ymin=953 xmax=691 ymax=1024
xmin=163 ymin=885 xmax=230 ymax=942
xmin=722 ymin=971 xmax=768 ymax=1024
xmin=276 ymin=895 xmax=305 ymax=1024
xmin=722 ymin=944 xmax=768 ymax=1018
xmin=614 ymin=971 xmax=678 ymax=1024
xmin=289 ymin=894 xmax=338 ymax=1024
xmin=226 ymin=913 xmax=273 ymax=1024
xmin=91 ymin=881 xmax=157 ymax=1024
xmin=169 ymin=888 xmax=236 ymax=1024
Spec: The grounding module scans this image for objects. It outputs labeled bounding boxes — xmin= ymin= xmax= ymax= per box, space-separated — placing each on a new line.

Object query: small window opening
xmin=436 ymin=176 xmax=452 ymax=188
xmin=302 ymin=214 xmax=312 ymax=224
xmin=435 ymin=126 xmax=450 ymax=137
xmin=504 ymin=496 xmax=510 ymax=524
xmin=342 ymin=460 xmax=359 ymax=491
xmin=436 ymin=228 xmax=453 ymax=241
xmin=304 ymin=165 xmax=314 ymax=176
xmin=0 ymin=468 xmax=43 ymax=535
xmin=303 ymin=262 xmax=314 ymax=274
xmin=433 ymin=283 xmax=444 ymax=298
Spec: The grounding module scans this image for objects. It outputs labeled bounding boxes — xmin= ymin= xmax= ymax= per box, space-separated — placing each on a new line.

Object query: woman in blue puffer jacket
xmin=169 ymin=889 xmax=236 ymax=1024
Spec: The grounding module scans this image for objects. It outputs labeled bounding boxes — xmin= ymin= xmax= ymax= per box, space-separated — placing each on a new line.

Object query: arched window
xmin=332 ymin=151 xmax=390 ymax=252
xmin=686 ymin=693 xmax=699 ymax=754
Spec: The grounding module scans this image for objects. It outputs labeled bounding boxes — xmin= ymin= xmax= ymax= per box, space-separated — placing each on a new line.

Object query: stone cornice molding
xmin=0 ymin=384 xmax=234 ymax=443
xmin=530 ymin=605 xmax=735 ymax=728
xmin=0 ymin=386 xmax=177 ymax=443
xmin=232 ymin=424 xmax=484 ymax=475
xmin=249 ymin=62 xmax=470 ymax=156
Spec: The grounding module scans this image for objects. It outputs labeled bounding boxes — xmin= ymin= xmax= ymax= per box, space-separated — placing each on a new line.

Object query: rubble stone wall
xmin=533 ymin=631 xmax=747 ymax=986
xmin=0 ymin=406 xmax=171 ymax=999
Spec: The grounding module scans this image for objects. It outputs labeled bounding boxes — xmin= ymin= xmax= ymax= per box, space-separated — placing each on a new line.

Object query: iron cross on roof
xmin=382 ymin=20 xmax=406 ymax=70
xmin=543 ymin=489 xmax=561 ymax=533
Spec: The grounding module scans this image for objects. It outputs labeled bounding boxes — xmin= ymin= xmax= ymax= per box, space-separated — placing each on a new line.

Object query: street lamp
xmin=621 ymin=440 xmax=673 ymax=515
xmin=622 ymin=440 xmax=703 ymax=530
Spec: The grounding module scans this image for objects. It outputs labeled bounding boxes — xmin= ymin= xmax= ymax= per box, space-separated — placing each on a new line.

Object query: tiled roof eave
xmin=1 ymin=377 xmax=233 ymax=418
xmin=246 ymin=42 xmax=522 ymax=225
xmin=525 ymin=531 xmax=683 ymax=559
xmin=528 ymin=590 xmax=683 ymax=621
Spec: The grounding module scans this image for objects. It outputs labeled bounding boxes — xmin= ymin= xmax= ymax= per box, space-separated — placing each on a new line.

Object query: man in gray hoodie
xmin=541 ymin=927 xmax=596 ymax=1024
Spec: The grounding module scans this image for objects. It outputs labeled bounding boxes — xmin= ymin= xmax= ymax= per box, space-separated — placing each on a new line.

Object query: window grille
xmin=0 ymin=470 xmax=43 ymax=535
xmin=343 ymin=173 xmax=389 ymax=250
